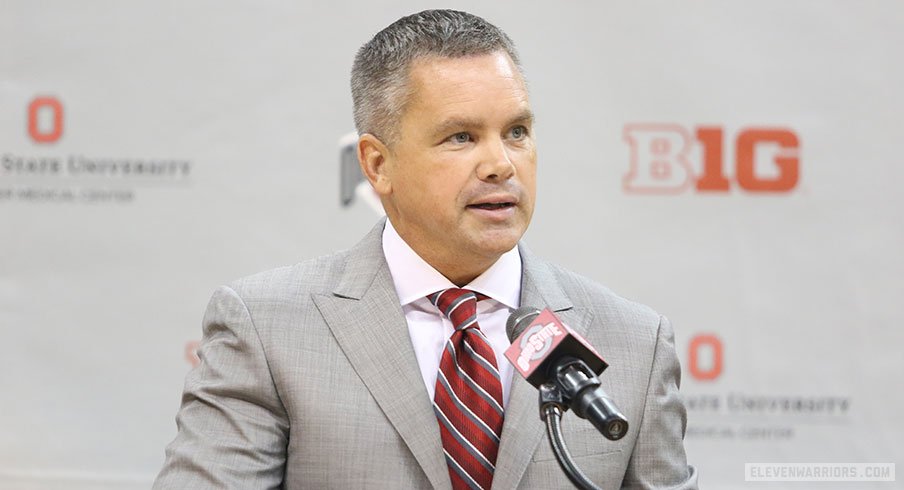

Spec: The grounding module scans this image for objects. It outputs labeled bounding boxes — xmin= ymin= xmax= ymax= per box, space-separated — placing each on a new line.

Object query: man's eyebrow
xmin=430 ymin=117 xmax=484 ymax=139
xmin=430 ymin=110 xmax=535 ymax=139
xmin=509 ymin=109 xmax=535 ymax=126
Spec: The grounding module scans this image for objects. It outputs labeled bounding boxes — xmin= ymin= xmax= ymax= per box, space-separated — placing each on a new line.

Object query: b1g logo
xmin=28 ymin=96 xmax=65 ymax=144
xmin=623 ymin=124 xmax=800 ymax=193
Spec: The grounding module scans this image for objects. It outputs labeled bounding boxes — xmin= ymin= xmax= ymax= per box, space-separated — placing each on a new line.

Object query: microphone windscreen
xmin=506 ymin=306 xmax=541 ymax=342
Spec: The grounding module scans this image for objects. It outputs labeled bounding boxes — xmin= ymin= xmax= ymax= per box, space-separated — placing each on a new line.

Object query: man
xmin=155 ymin=9 xmax=697 ymax=489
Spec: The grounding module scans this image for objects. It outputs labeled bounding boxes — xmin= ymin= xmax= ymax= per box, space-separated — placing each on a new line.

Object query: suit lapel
xmin=312 ymin=220 xmax=451 ymax=490
xmin=492 ymin=244 xmax=594 ymax=490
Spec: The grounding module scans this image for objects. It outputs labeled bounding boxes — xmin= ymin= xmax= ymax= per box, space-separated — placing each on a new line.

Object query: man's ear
xmin=358 ymin=133 xmax=392 ymax=196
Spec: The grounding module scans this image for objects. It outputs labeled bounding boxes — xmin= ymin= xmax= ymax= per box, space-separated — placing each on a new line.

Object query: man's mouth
xmin=467 ymin=202 xmax=515 ymax=210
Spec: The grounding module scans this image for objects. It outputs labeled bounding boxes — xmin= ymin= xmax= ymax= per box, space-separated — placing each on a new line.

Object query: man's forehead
xmin=407 ymin=52 xmax=523 ymax=91
xmin=404 ymin=53 xmax=529 ymax=116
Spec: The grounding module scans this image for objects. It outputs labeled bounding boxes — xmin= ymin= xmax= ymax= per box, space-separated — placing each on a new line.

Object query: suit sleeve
xmin=622 ymin=315 xmax=699 ymax=489
xmin=154 ymin=285 xmax=290 ymax=489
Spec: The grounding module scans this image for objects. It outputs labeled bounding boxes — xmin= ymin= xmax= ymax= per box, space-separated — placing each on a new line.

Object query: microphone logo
xmin=516 ymin=322 xmax=562 ymax=371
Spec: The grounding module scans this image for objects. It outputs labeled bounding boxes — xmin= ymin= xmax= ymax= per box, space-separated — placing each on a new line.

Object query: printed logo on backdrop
xmin=682 ymin=332 xmax=852 ymax=443
xmin=623 ymin=124 xmax=800 ymax=194
xmin=338 ymin=131 xmax=385 ymax=215
xmin=1 ymin=95 xmax=192 ymax=204
xmin=28 ymin=97 xmax=65 ymax=144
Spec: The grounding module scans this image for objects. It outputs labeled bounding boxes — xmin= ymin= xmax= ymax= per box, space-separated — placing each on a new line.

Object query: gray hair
xmin=351 ymin=9 xmax=522 ymax=145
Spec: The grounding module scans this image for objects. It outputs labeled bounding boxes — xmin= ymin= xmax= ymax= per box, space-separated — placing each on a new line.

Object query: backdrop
xmin=2 ymin=1 xmax=901 ymax=489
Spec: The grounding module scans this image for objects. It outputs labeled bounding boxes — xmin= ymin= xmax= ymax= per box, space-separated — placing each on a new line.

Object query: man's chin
xmin=469 ymin=228 xmax=524 ymax=257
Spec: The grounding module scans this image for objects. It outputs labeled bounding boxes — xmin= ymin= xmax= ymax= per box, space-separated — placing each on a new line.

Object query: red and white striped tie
xmin=429 ymin=288 xmax=504 ymax=490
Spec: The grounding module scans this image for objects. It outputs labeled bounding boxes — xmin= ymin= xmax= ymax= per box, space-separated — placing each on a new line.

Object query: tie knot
xmin=429 ymin=288 xmax=486 ymax=331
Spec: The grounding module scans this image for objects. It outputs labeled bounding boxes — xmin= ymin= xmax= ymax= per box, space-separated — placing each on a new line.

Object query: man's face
xmin=376 ymin=51 xmax=537 ymax=282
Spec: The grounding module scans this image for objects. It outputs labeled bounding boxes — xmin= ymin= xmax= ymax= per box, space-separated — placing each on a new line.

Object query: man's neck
xmin=381 ymin=218 xmax=522 ymax=308
xmin=387 ymin=223 xmax=499 ymax=286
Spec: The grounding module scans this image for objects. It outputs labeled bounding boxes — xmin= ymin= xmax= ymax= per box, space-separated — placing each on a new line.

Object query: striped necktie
xmin=429 ymin=288 xmax=504 ymax=490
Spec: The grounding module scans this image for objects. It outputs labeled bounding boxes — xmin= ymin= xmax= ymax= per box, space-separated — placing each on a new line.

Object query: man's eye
xmin=510 ymin=126 xmax=527 ymax=139
xmin=449 ymin=133 xmax=471 ymax=144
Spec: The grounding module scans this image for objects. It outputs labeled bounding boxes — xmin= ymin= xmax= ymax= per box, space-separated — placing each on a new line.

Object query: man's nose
xmin=476 ymin=138 xmax=516 ymax=181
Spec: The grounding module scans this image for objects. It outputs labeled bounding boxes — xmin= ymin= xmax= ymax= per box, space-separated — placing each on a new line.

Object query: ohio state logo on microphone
xmin=506 ymin=308 xmax=609 ymax=387
xmin=505 ymin=309 xmax=573 ymax=378
xmin=514 ymin=320 xmax=563 ymax=371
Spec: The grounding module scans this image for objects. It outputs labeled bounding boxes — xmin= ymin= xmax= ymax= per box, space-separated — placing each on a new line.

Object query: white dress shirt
xmin=381 ymin=219 xmax=521 ymax=407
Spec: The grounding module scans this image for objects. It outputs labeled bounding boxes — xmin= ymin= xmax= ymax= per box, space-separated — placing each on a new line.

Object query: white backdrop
xmin=1 ymin=1 xmax=901 ymax=488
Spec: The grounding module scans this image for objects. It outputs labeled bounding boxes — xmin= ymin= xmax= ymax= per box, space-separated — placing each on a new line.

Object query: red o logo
xmin=688 ymin=334 xmax=723 ymax=381
xmin=28 ymin=96 xmax=64 ymax=143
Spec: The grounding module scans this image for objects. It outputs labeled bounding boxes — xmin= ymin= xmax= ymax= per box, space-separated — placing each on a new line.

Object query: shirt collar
xmin=381 ymin=219 xmax=522 ymax=309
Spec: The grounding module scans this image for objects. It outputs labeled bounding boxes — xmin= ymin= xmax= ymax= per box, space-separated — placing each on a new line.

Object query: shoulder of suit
xmin=540 ymin=259 xmax=663 ymax=331
xmin=218 ymin=220 xmax=387 ymax=303
xmin=221 ymin=248 xmax=353 ymax=303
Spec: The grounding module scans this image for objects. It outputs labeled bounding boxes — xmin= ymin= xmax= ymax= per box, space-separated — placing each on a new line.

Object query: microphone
xmin=504 ymin=307 xmax=629 ymax=440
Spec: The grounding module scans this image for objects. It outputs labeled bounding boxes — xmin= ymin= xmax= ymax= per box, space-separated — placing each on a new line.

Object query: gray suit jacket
xmin=155 ymin=220 xmax=698 ymax=489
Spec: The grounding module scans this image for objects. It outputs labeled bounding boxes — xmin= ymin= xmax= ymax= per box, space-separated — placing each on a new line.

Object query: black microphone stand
xmin=538 ymin=383 xmax=603 ymax=490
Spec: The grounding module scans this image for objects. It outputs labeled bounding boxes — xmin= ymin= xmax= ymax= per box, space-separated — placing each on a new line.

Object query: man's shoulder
xmin=222 ymin=220 xmax=386 ymax=303
xmin=223 ymin=248 xmax=354 ymax=303
xmin=535 ymin=257 xmax=663 ymax=332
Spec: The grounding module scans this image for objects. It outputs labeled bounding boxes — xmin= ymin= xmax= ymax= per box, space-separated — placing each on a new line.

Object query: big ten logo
xmin=28 ymin=96 xmax=65 ymax=144
xmin=687 ymin=333 xmax=723 ymax=381
xmin=623 ymin=124 xmax=800 ymax=194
